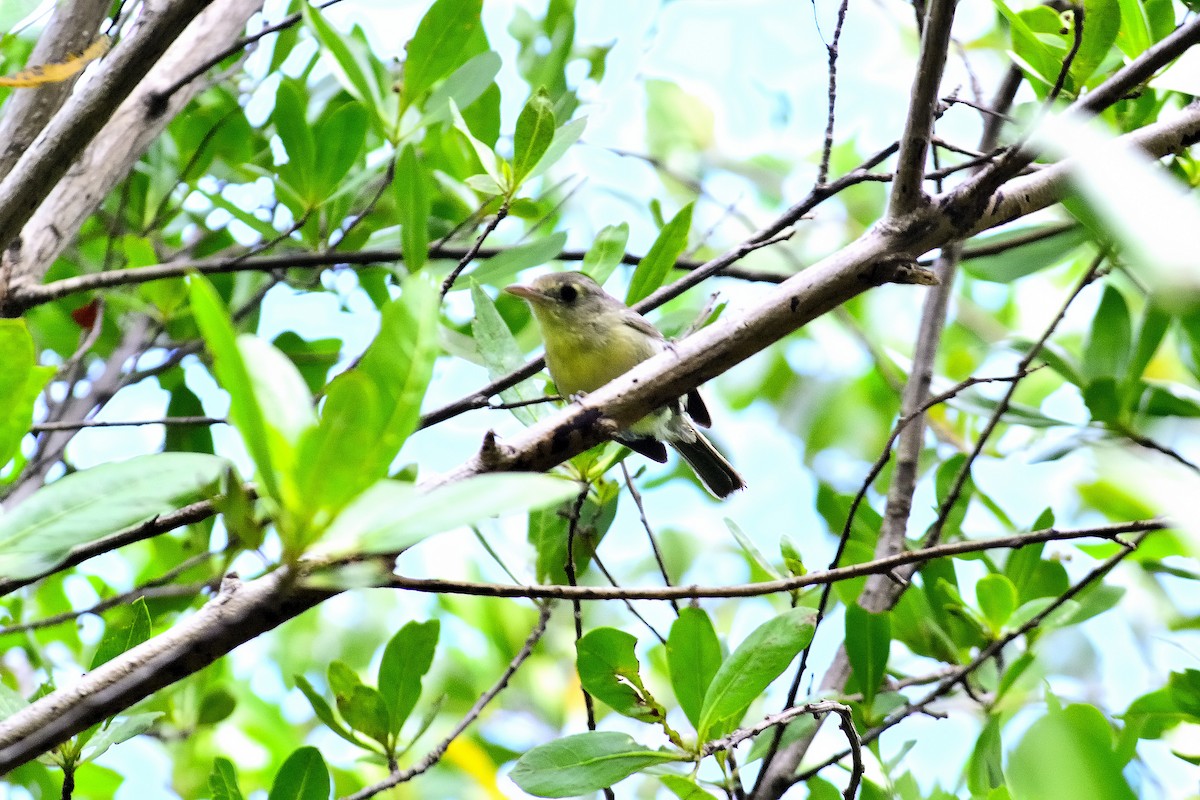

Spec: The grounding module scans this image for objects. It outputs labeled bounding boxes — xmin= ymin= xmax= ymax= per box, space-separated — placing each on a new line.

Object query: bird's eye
xmin=559 ymin=284 xmax=578 ymax=303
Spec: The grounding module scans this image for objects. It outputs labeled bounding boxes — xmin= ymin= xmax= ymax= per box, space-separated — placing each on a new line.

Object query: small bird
xmin=504 ymin=271 xmax=745 ymax=498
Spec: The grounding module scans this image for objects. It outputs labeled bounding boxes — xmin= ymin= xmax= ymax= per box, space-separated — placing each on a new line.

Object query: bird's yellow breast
xmin=540 ymin=314 xmax=661 ymax=398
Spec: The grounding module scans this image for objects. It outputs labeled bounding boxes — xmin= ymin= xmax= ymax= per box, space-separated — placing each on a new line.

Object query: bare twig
xmin=374 ymin=519 xmax=1166 ymax=602
xmin=440 ymin=201 xmax=511 ymax=297
xmin=816 ymin=0 xmax=852 ymax=186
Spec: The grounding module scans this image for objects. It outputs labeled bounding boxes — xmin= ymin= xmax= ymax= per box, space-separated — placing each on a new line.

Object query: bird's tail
xmin=671 ymin=431 xmax=746 ymax=499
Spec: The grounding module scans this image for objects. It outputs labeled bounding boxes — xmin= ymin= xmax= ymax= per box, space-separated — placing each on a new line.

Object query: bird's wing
xmin=619 ymin=309 xmax=666 ymax=343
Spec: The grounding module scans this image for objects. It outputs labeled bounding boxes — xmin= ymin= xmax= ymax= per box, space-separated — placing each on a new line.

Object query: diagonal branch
xmin=0 ymin=0 xmax=218 ymax=258
xmin=0 ymin=0 xmax=111 ymax=181
xmin=1 ymin=0 xmax=264 ymax=304
xmin=889 ymin=0 xmax=958 ymax=217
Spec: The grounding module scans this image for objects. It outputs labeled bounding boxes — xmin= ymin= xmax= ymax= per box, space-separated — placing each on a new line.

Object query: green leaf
xmin=993 ymin=0 xmax=1068 ymax=93
xmin=1127 ymin=303 xmax=1169 ymax=385
xmin=379 ymin=620 xmax=440 ymax=737
xmin=396 ymin=144 xmax=431 ymax=273
xmin=660 ymin=774 xmax=720 ymax=800
xmin=79 ymin=712 xmax=161 ymax=763
xmin=576 ymin=628 xmax=665 ymax=723
xmin=198 ymin=688 xmax=236 ymax=726
xmin=1083 ymin=285 xmax=1132 ymax=382
xmin=512 ymin=88 xmax=556 ymax=183
xmin=267 ymin=746 xmax=330 ymax=800
xmin=294 ymin=675 xmax=366 ymax=749
xmin=451 ymin=100 xmax=506 ymax=187
xmin=845 ymin=604 xmax=890 ymax=708
xmin=1168 ymin=669 xmax=1200 ymax=717
xmin=0 ymin=453 xmax=226 ymax=581
xmin=582 ymin=223 xmax=630 ymax=287
xmin=968 ymin=716 xmax=1005 ymax=795
xmin=510 ymin=731 xmax=684 ymax=798
xmin=402 ymin=0 xmax=483 ymax=110
xmin=189 ymin=276 xmax=283 ymax=499
xmin=312 ymin=101 xmax=368 ymax=200
xmin=0 ymin=319 xmax=51 ymax=468
xmin=418 ymin=51 xmax=502 ymax=129
xmin=1008 ymin=704 xmax=1136 ymax=800
xmin=976 ymin=573 xmax=1019 ymax=631
xmin=0 ymin=683 xmax=29 ymax=719
xmin=526 ymin=116 xmax=587 ymax=180
xmin=302 ymin=4 xmax=385 ymax=127
xmin=272 ymin=79 xmax=315 ymax=203
xmin=1083 ymin=376 xmax=1121 ymax=424
xmin=1071 ymin=0 xmax=1121 ymax=86
xmin=292 ymin=372 xmax=383 ymax=535
xmin=626 ymin=203 xmax=694 ymax=305
xmin=463 ymin=231 xmax=569 ymax=289
xmin=666 ymin=607 xmax=722 ymax=730
xmin=344 ymin=276 xmax=441 ymax=479
xmin=471 ymin=283 xmax=543 ymax=425
xmin=91 ymin=597 xmax=153 ymax=669
xmin=1115 ymin=0 xmax=1152 ymax=57
xmin=697 ymin=607 xmax=816 ymax=741
xmin=208 ymin=757 xmax=245 ymax=800
xmin=315 ymin=473 xmax=581 ymax=557
xmin=341 ymin=684 xmax=391 ymax=748
xmin=960 ymin=226 xmax=1088 ymax=283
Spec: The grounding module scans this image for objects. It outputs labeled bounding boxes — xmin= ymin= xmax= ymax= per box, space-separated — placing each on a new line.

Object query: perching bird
xmin=504 ymin=272 xmax=745 ymax=498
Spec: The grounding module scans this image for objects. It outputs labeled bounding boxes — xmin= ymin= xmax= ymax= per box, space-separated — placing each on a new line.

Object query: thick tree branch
xmin=1 ymin=0 xmax=264 ymax=304
xmin=0 ymin=0 xmax=218 ymax=260
xmin=0 ymin=570 xmax=329 ymax=770
xmin=889 ymin=0 xmax=958 ymax=217
xmin=0 ymin=0 xmax=111 ymax=181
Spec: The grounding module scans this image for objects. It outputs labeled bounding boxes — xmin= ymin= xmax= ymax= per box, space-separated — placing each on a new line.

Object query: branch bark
xmin=0 ymin=0 xmax=111 ymax=181
xmin=889 ymin=0 xmax=958 ymax=217
xmin=1 ymin=0 xmax=264 ymax=304
xmin=0 ymin=0 xmax=218 ymax=261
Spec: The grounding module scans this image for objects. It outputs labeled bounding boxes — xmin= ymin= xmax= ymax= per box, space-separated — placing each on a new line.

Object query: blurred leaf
xmin=471 ymin=284 xmax=542 ymax=425
xmin=526 ymin=116 xmax=586 ymax=180
xmin=79 ymin=712 xmax=162 ymax=764
xmin=645 ymin=79 xmax=713 ymax=158
xmin=315 ymin=473 xmax=581 ymax=557
xmin=582 ymin=223 xmax=630 ymax=286
xmin=961 ymin=225 xmax=1088 ymax=283
xmin=697 ymin=607 xmax=815 ymax=741
xmin=402 ymin=0 xmax=483 ymax=111
xmin=463 ymin=231 xmax=568 ymax=289
xmin=626 ymin=203 xmax=693 ymax=305
xmin=1115 ymin=0 xmax=1152 ymax=56
xmin=510 ymin=732 xmax=684 ymax=798
xmin=845 ymin=604 xmax=890 ymax=708
xmin=267 ymin=746 xmax=330 ymax=800
xmin=0 ymin=453 xmax=226 ymax=581
xmin=208 ymin=757 xmax=244 ymax=800
xmin=976 ymin=573 xmax=1019 ymax=631
xmin=666 ymin=607 xmax=722 ymax=730
xmin=1008 ymin=704 xmax=1135 ymax=800
xmin=418 ymin=51 xmax=502 ymax=129
xmin=272 ymin=79 xmax=315 ymax=203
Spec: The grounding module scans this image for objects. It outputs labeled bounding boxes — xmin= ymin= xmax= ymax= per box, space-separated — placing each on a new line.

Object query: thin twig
xmin=375 ymin=519 xmax=1167 ymax=602
xmin=621 ymin=461 xmax=679 ymax=615
xmin=440 ymin=200 xmax=510 ymax=297
xmin=30 ymin=415 xmax=224 ymax=432
xmin=816 ymin=0 xmax=851 ymax=186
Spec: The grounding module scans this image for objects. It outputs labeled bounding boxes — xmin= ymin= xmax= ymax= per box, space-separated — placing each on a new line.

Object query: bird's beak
xmin=504 ymin=284 xmax=540 ymax=301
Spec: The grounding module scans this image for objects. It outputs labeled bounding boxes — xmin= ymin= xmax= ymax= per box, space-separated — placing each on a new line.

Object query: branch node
xmin=478 ymin=430 xmax=512 ymax=468
xmin=872 ymin=257 xmax=940 ymax=286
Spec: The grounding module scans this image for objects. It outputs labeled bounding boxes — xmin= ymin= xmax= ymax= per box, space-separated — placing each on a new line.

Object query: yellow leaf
xmin=0 ymin=36 xmax=110 ymax=87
